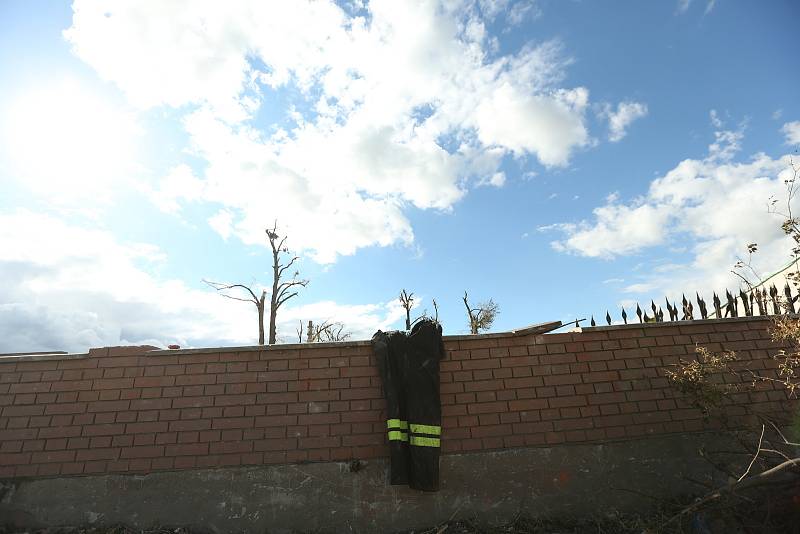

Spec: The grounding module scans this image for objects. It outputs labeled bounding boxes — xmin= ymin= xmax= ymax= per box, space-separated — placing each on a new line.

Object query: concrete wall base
xmin=0 ymin=432 xmax=738 ymax=533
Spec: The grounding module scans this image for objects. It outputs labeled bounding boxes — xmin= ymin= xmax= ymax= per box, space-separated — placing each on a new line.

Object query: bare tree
xmin=411 ymin=298 xmax=440 ymax=327
xmin=266 ymin=221 xmax=308 ymax=345
xmin=430 ymin=298 xmax=440 ymax=324
xmin=305 ymin=319 xmax=351 ymax=342
xmin=463 ymin=291 xmax=499 ymax=334
xmin=203 ymin=280 xmax=268 ymax=344
xmin=399 ymin=289 xmax=414 ymax=330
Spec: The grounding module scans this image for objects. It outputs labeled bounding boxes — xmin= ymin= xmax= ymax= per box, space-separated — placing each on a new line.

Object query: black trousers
xmin=372 ymin=319 xmax=444 ymax=492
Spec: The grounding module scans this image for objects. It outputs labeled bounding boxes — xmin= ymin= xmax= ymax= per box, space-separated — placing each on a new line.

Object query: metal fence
xmin=588 ymin=284 xmax=799 ymax=327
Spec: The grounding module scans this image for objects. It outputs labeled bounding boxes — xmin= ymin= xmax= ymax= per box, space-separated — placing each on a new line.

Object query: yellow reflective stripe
xmin=410 ymin=436 xmax=440 ymax=447
xmin=387 ymin=430 xmax=408 ymax=441
xmin=409 ymin=423 xmax=441 ymax=435
xmin=386 ymin=419 xmax=408 ymax=430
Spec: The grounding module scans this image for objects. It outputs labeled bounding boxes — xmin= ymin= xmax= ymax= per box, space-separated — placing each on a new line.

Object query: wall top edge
xmin=0 ymin=352 xmax=88 ymax=363
xmin=0 ymin=316 xmax=781 ymax=362
xmin=145 ymin=321 xmax=566 ymax=356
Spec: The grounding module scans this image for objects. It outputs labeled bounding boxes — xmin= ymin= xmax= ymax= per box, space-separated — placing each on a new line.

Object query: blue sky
xmin=0 ymin=0 xmax=798 ymax=352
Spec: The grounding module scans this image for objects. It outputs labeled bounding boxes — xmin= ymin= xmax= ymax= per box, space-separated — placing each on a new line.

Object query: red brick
xmin=508 ymin=399 xmax=548 ymax=411
xmin=467 ymin=401 xmax=507 ymax=414
xmin=120 ymin=446 xmax=164 ymax=459
xmin=298 ymin=413 xmax=340 ymax=425
xmin=175 ymin=375 xmax=216 ymax=386
xmin=340 ymin=388 xmax=380 ymax=400
xmin=126 ymin=421 xmax=168 ymax=434
xmin=583 ymin=371 xmax=619 ymax=383
xmin=500 ymin=355 xmax=537 ymax=368
xmin=553 ymin=418 xmax=593 ymax=431
xmin=504 ymin=376 xmax=544 ymax=389
xmin=93 ymin=378 xmax=134 ymax=390
xmin=172 ymin=396 xmax=214 ymax=409
xmin=299 ymin=436 xmax=340 ymax=449
xmin=543 ymin=374 xmax=581 ymax=386
xmin=86 ymin=400 xmax=129 ymax=412
xmin=168 ymin=419 xmax=212 ymax=432
xmin=254 ymin=438 xmax=297 ymax=451
xmin=82 ymin=423 xmax=125 ymax=436
xmin=217 ymin=372 xmax=257 ymax=384
xmin=30 ymin=449 xmax=75 ymax=463
xmin=75 ymin=448 xmax=120 ymax=461
xmin=548 ymin=396 xmax=587 ymax=408
xmin=3 ymin=405 xmax=44 ymax=417
xmin=461 ymin=359 xmax=500 ymax=370
xmin=471 ymin=424 xmax=512 ymax=438
xmin=211 ymin=417 xmax=253 ymax=429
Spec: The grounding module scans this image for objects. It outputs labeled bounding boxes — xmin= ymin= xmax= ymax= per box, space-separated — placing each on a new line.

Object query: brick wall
xmin=0 ymin=317 xmax=792 ymax=479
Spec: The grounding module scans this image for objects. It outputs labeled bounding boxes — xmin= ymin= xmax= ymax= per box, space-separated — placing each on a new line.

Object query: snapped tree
xmin=463 ymin=291 xmax=499 ymax=334
xmin=399 ymin=289 xmax=414 ymax=330
xmin=205 ymin=220 xmax=307 ymax=345
xmin=266 ymin=222 xmax=308 ymax=345
xmin=203 ymin=280 xmax=268 ymax=345
xmin=298 ymin=319 xmax=352 ymax=343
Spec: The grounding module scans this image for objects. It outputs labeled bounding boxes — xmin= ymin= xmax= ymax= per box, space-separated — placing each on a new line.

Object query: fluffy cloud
xmin=542 ymin=123 xmax=797 ymax=298
xmin=0 ymin=78 xmax=142 ymax=205
xmin=0 ymin=210 xmax=403 ymax=353
xmin=601 ymin=101 xmax=648 ymax=142
xmin=783 ymin=121 xmax=800 ymax=145
xmin=65 ymin=0 xmax=616 ymax=263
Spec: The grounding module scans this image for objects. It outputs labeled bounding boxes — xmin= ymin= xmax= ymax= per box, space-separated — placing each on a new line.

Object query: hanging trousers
xmin=372 ymin=319 xmax=444 ymax=492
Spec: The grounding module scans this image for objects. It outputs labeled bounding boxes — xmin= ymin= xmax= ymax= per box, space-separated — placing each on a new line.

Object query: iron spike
xmin=771 ymin=284 xmax=781 ymax=315
xmin=712 ymin=292 xmax=722 ymax=318
xmin=696 ymin=292 xmax=708 ymax=320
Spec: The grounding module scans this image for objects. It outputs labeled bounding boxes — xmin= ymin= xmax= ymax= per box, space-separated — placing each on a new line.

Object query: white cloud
xmin=545 ymin=195 xmax=672 ymax=258
xmin=0 ymin=77 xmax=142 ymax=204
xmin=708 ymin=127 xmax=744 ymax=162
xmin=601 ymin=101 xmax=648 ymax=142
xmin=507 ymin=1 xmax=540 ymax=25
xmin=782 ymin=121 xmax=800 ymax=145
xmin=477 ymin=171 xmax=506 ymax=187
xmin=543 ymin=124 xmax=797 ymax=299
xmin=144 ymin=164 xmax=205 ymax=214
xmin=208 ymin=210 xmax=234 ymax=241
xmin=0 ymin=210 xmax=402 ymax=353
xmin=676 ymin=0 xmax=716 ymax=15
xmin=64 ymin=0 xmax=611 ymax=263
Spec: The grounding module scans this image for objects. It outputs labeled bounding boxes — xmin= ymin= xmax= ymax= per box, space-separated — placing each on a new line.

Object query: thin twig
xmin=664 ymin=456 xmax=800 ymax=526
xmin=737 ymin=424 xmax=766 ymax=482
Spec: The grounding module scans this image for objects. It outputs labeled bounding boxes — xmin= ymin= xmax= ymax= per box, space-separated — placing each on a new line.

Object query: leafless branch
xmin=665 ymin=456 xmax=800 ymax=526
xmin=203 ymin=279 xmax=267 ymax=345
xmin=399 ymin=289 xmax=414 ymax=331
xmin=737 ymin=424 xmax=765 ymax=482
xmin=202 ymin=279 xmax=259 ymax=303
